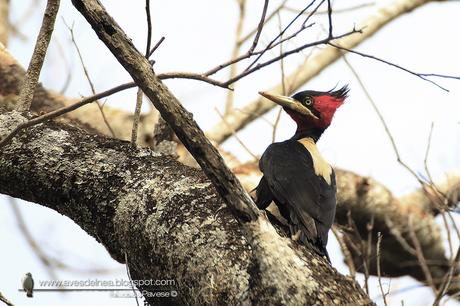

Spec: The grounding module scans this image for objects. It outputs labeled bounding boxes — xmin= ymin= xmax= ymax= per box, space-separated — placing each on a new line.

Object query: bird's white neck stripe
xmin=297 ymin=137 xmax=332 ymax=185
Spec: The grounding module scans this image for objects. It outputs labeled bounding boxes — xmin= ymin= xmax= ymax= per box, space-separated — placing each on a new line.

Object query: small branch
xmin=223 ymin=28 xmax=361 ymax=86
xmin=423 ymin=122 xmax=435 ymax=185
xmin=215 ymin=108 xmax=258 ymax=161
xmin=330 ymin=43 xmax=460 ymax=92
xmin=158 ymin=72 xmax=231 ymax=89
xmin=131 ymin=0 xmax=154 ymax=146
xmin=342 ymin=55 xmax=447 ymax=211
xmin=63 ymin=19 xmax=116 ymax=137
xmin=17 ymin=0 xmax=60 ymax=111
xmin=0 ymin=82 xmax=136 ymax=148
xmin=364 ymin=216 xmax=374 ymax=295
xmin=272 ymin=13 xmax=286 ymax=143
xmin=238 ymin=0 xmax=288 ymax=45
xmin=244 ymin=0 xmax=322 ymax=72
xmin=326 ymin=0 xmax=332 ymax=38
xmin=204 ymin=0 xmax=321 ymax=78
xmin=247 ymin=0 xmax=269 ymax=54
xmin=144 ymin=0 xmax=152 ymax=57
xmin=9 ymin=198 xmax=60 ymax=282
xmin=376 ymin=232 xmax=389 ymax=306
xmin=72 ymin=0 xmax=260 ymax=222
xmin=224 ymin=0 xmax=246 ymax=116
xmin=206 ymin=0 xmax=437 ymax=145
xmin=332 ymin=225 xmax=356 ymax=278
xmin=408 ymin=215 xmax=437 ymax=293
xmin=131 ymin=88 xmax=143 ymax=145
xmin=148 ymin=36 xmax=165 ymax=58
xmin=284 ymin=2 xmax=375 ymax=15
xmin=432 ymin=247 xmax=460 ymax=306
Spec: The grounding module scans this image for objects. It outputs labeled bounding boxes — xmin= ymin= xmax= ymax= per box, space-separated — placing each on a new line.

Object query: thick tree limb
xmin=207 ymin=0 xmax=434 ymax=144
xmin=235 ymin=162 xmax=460 ymax=298
xmin=71 ymin=0 xmax=260 ymax=222
xmin=0 ymin=111 xmax=373 ymax=306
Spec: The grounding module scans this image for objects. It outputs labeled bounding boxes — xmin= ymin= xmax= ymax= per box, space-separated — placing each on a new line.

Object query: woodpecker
xmin=255 ymin=86 xmax=348 ymax=262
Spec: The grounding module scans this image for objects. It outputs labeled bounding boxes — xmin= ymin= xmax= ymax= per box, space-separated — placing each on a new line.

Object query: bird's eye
xmin=304 ymin=97 xmax=313 ymax=106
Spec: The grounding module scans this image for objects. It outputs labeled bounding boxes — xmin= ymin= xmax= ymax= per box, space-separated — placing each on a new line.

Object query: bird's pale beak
xmin=259 ymin=91 xmax=319 ymax=120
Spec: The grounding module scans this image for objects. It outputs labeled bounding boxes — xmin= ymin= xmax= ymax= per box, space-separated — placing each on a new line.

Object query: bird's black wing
xmin=257 ymin=140 xmax=336 ymax=252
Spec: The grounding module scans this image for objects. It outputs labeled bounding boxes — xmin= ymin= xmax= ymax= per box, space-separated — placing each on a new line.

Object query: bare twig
xmin=331 ymin=43 xmax=460 ymax=92
xmin=224 ymin=0 xmax=247 ymax=116
xmin=346 ymin=211 xmax=370 ymax=294
xmin=131 ymin=0 xmax=155 ymax=145
xmin=364 ymin=216 xmax=375 ymax=295
xmin=332 ymin=225 xmax=356 ymax=278
xmin=238 ymin=0 xmax=288 ymax=45
xmin=244 ymin=0 xmax=322 ymax=72
xmin=0 ymin=82 xmax=137 ymax=148
xmin=284 ymin=2 xmax=375 ymax=15
xmin=342 ymin=54 xmax=449 ymax=214
xmin=148 ymin=36 xmax=165 ymax=58
xmin=54 ymin=36 xmax=73 ymax=94
xmin=272 ymin=13 xmax=286 ymax=143
xmin=408 ymin=215 xmax=437 ymax=293
xmin=17 ymin=0 xmax=60 ymax=111
xmin=247 ymin=0 xmax=269 ymax=54
xmin=326 ymin=0 xmax=333 ymax=38
xmin=9 ymin=198 xmax=60 ymax=283
xmin=424 ymin=122 xmax=436 ymax=185
xmin=144 ymin=0 xmax=152 ymax=56
xmin=342 ymin=55 xmax=432 ymax=184
xmin=63 ymin=20 xmax=116 ymax=137
xmin=157 ymin=71 xmax=231 ymax=88
xmin=204 ymin=0 xmax=321 ymax=78
xmin=207 ymin=0 xmax=437 ymax=145
xmin=215 ymin=108 xmax=258 ymax=161
xmin=223 ymin=28 xmax=361 ymax=86
xmin=377 ymin=232 xmax=389 ymax=306
xmin=72 ymin=0 xmax=261 ymax=222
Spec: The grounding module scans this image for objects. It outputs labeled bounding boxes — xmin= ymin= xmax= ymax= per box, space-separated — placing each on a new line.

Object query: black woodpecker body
xmin=255 ymin=86 xmax=349 ymax=262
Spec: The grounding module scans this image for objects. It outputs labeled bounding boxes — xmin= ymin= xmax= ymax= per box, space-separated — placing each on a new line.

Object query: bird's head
xmin=259 ymin=85 xmax=348 ymax=138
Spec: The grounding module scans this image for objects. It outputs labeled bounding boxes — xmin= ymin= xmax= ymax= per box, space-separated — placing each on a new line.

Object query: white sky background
xmin=1 ymin=0 xmax=460 ymax=305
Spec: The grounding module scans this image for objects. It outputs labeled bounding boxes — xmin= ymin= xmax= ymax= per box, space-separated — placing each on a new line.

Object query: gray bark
xmin=0 ymin=111 xmax=373 ymax=305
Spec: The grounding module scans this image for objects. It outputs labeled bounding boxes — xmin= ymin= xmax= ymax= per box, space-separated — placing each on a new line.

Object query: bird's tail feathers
xmin=289 ymin=223 xmax=331 ymax=263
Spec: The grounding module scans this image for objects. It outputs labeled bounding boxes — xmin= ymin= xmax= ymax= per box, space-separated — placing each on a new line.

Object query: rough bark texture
xmin=1 ymin=39 xmax=459 ymax=299
xmin=236 ymin=162 xmax=460 ymax=297
xmin=0 ymin=111 xmax=373 ymax=306
xmin=71 ymin=0 xmax=260 ymax=222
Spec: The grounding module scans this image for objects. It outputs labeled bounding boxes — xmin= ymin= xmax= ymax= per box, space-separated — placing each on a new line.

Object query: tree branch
xmin=17 ymin=0 xmax=60 ymax=111
xmin=207 ymin=0 xmax=435 ymax=144
xmin=71 ymin=0 xmax=260 ymax=223
xmin=0 ymin=111 xmax=373 ymax=305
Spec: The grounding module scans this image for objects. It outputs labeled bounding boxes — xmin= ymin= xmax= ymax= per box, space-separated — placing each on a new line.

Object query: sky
xmin=1 ymin=0 xmax=460 ymax=305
